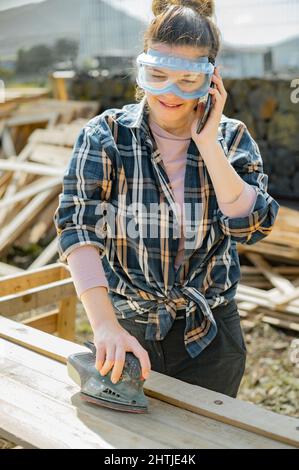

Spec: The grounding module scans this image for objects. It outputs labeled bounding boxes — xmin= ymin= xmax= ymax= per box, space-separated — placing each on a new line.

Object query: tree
xmin=16 ymin=45 xmax=53 ymax=74
xmin=53 ymin=39 xmax=78 ymax=62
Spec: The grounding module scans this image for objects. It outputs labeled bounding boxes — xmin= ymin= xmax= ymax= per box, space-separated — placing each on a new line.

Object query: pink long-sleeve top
xmin=67 ymin=118 xmax=258 ymax=300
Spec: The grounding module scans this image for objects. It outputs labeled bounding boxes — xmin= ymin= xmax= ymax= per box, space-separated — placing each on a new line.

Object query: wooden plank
xmin=28 ymin=237 xmax=60 ymax=269
xmin=0 ymin=186 xmax=60 ymax=253
xmin=0 ymin=317 xmax=298 ymax=447
xmin=57 ymin=266 xmax=77 ymax=340
xmin=0 ymin=176 xmax=61 ymax=209
xmin=238 ymin=308 xmax=299 ymax=333
xmin=5 ymin=112 xmax=58 ymax=128
xmin=29 ymin=128 xmax=80 ymax=148
xmin=16 ymin=199 xmax=59 ymax=247
xmin=0 ymin=102 xmax=18 ymax=118
xmin=271 ymin=288 xmax=299 ymax=308
xmin=0 ymin=316 xmax=85 ymax=362
xmin=57 ymin=294 xmax=77 ymax=341
xmin=0 ymin=339 xmax=293 ymax=449
xmin=245 ymin=252 xmax=296 ymax=294
xmin=29 ymin=143 xmax=71 ymax=167
xmin=2 ymin=127 xmax=16 ymax=156
xmin=145 ymin=375 xmax=299 ymax=448
xmin=238 ymin=243 xmax=299 ymax=263
xmin=0 ymin=143 xmax=34 ymax=225
xmin=0 ymin=159 xmax=65 ymax=176
xmin=0 ymin=429 xmax=36 ymax=449
xmin=0 ymin=263 xmax=66 ymax=295
xmin=0 ymin=171 xmax=12 ymax=195
xmin=0 ymin=278 xmax=76 ymax=316
xmin=2 ymin=88 xmax=49 ymax=104
xmin=261 ymin=315 xmax=299 ymax=332
xmin=241 ymin=266 xmax=299 ymax=276
xmin=0 ymin=262 xmax=24 ymax=276
xmin=22 ymin=309 xmax=58 ymax=334
xmin=236 ymin=284 xmax=299 ymax=316
xmin=237 ymin=277 xmax=299 ymax=319
xmin=0 ymin=372 xmax=214 ymax=450
xmin=0 ymin=378 xmax=161 ymax=449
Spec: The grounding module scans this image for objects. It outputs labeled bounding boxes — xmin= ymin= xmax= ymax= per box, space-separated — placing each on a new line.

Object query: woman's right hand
xmin=93 ymin=321 xmax=151 ymax=384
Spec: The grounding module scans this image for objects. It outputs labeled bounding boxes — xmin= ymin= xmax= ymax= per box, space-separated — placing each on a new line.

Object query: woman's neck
xmin=148 ymin=113 xmax=192 ymax=138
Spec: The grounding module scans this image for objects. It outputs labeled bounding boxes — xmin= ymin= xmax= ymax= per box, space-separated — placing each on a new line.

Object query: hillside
xmin=0 ymin=0 xmax=147 ymax=58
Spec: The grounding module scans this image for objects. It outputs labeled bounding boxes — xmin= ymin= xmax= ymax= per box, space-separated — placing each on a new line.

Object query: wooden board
xmin=0 ymin=337 xmax=295 ymax=450
xmin=0 ymin=316 xmax=298 ymax=449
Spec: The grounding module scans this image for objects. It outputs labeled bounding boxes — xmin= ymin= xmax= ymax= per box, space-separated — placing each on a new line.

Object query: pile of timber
xmin=238 ymin=205 xmax=299 ymax=263
xmin=0 ymin=97 xmax=99 ymax=157
xmin=0 ymin=97 xmax=99 ymax=274
xmin=0 ymin=87 xmax=50 ymax=120
xmin=237 ymin=205 xmax=299 ymax=332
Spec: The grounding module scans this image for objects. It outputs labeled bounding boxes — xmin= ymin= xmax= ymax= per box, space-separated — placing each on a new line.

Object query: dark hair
xmin=135 ymin=0 xmax=222 ymax=109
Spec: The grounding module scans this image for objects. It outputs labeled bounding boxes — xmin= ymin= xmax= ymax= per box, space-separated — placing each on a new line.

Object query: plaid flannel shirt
xmin=53 ymin=96 xmax=280 ymax=358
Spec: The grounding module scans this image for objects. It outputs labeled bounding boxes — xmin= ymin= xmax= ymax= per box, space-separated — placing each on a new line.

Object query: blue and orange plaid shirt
xmin=53 ymin=96 xmax=280 ymax=358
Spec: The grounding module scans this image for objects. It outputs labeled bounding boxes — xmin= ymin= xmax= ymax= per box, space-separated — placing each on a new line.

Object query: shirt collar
xmin=116 ymin=95 xmax=147 ymax=128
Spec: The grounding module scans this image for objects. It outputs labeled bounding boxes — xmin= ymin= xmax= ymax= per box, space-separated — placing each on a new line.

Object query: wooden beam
xmin=0 ymin=143 xmax=34 ymax=225
xmin=0 ymin=160 xmax=65 ymax=177
xmin=0 ymin=316 xmax=298 ymax=448
xmin=0 ymin=263 xmax=67 ymax=295
xmin=245 ymin=252 xmax=296 ymax=294
xmin=236 ymin=284 xmax=299 ymax=316
xmin=0 ymin=263 xmax=24 ymax=276
xmin=22 ymin=310 xmax=58 ymax=334
xmin=0 ymin=278 xmax=76 ymax=316
xmin=28 ymin=237 xmax=59 ymax=269
xmin=0 ymin=176 xmax=61 ymax=209
xmin=0 ymin=186 xmax=60 ymax=253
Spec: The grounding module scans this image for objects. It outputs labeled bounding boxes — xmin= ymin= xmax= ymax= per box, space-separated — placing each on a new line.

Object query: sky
xmin=0 ymin=0 xmax=298 ymax=47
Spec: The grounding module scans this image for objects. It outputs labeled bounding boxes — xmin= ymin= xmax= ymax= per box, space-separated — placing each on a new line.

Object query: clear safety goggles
xmin=136 ymin=48 xmax=215 ymax=100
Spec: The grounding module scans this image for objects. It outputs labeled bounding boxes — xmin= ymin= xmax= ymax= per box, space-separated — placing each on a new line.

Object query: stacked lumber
xmin=238 ymin=205 xmax=299 ymax=262
xmin=236 ymin=205 xmax=299 ymax=332
xmin=0 ymin=98 xmax=99 ymax=275
xmin=0 ymin=87 xmax=50 ymax=120
xmin=0 ymin=98 xmax=99 ymax=157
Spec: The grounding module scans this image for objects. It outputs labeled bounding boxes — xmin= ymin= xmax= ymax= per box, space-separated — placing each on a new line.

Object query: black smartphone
xmin=196 ymin=80 xmax=215 ymax=134
xmin=196 ymin=60 xmax=216 ymax=134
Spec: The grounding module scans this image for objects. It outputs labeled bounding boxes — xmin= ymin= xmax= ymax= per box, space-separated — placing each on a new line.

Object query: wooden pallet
xmin=0 ymin=316 xmax=298 ymax=449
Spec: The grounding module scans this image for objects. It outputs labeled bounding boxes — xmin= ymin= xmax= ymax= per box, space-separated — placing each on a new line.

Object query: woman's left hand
xmin=191 ymin=66 xmax=227 ymax=149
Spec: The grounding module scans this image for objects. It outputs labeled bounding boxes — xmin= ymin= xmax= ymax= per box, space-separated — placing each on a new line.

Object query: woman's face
xmin=145 ymin=42 xmax=209 ymax=130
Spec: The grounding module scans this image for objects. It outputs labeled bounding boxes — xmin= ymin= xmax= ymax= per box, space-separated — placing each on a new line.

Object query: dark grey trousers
xmin=118 ymin=298 xmax=247 ymax=398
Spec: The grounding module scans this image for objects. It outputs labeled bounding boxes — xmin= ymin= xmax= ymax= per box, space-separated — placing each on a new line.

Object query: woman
xmin=54 ymin=0 xmax=280 ymax=398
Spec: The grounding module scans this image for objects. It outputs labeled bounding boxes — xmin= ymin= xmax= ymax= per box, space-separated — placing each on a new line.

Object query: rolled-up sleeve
xmin=53 ymin=121 xmax=114 ymax=264
xmin=217 ymin=122 xmax=280 ymax=245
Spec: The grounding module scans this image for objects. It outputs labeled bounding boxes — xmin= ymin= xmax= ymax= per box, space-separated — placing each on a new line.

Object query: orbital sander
xmin=67 ymin=340 xmax=149 ymax=413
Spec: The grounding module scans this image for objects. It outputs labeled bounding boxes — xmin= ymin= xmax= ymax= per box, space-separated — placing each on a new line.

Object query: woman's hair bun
xmin=152 ymin=0 xmax=215 ymax=18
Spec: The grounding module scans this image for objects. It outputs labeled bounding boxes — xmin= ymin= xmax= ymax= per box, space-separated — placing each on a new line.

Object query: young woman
xmin=54 ymin=0 xmax=280 ymax=398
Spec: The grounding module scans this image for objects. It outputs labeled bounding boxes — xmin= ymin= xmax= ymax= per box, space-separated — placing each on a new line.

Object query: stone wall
xmin=71 ymin=75 xmax=299 ymax=199
xmin=223 ymin=78 xmax=299 ymax=199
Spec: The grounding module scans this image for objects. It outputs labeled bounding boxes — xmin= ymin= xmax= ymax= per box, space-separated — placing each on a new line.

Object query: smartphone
xmin=196 ymin=60 xmax=216 ymax=134
xmin=196 ymin=81 xmax=215 ymax=134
